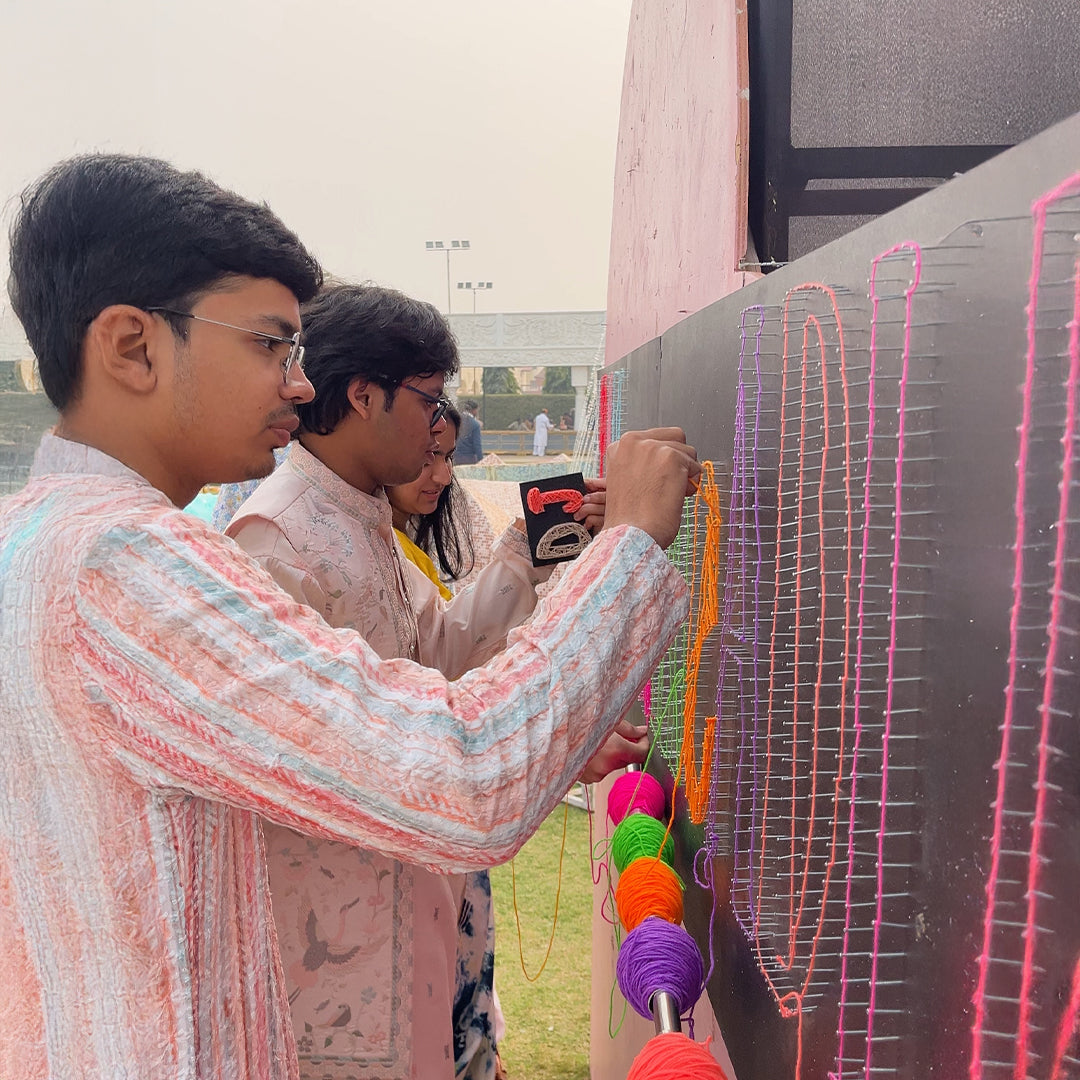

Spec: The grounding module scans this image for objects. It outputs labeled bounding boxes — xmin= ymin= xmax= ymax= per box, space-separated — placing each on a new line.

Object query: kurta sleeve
xmin=409 ymin=524 xmax=555 ymax=679
xmin=224 ymin=515 xmax=332 ymax=620
xmin=72 ymin=512 xmax=686 ymax=873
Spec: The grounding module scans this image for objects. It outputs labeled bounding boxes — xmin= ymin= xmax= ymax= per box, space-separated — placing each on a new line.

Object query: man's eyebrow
xmin=250 ymin=314 xmax=300 ymax=338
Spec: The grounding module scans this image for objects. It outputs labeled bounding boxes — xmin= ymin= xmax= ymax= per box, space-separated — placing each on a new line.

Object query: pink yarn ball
xmin=608 ymin=771 xmax=666 ymax=824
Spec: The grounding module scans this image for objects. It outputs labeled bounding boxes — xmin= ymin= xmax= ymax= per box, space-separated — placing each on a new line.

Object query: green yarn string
xmin=611 ymin=812 xmax=675 ymax=874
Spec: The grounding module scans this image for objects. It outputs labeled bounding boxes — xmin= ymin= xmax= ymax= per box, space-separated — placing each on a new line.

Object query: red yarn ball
xmin=608 ymin=771 xmax=666 ymax=824
xmin=626 ymin=1033 xmax=730 ymax=1080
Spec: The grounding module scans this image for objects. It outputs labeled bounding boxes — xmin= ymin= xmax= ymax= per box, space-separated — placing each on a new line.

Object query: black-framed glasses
xmin=147 ymin=308 xmax=305 ymax=384
xmin=400 ymin=383 xmax=451 ymax=428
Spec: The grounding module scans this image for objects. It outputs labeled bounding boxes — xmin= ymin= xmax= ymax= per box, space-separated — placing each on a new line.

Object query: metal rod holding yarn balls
xmin=651 ymin=990 xmax=682 ymax=1034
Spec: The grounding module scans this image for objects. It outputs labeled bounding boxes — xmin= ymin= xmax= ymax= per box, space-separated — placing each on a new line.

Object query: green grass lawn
xmin=491 ymin=803 xmax=594 ymax=1080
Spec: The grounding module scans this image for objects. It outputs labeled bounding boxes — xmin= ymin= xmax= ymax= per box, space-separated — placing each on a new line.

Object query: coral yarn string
xmin=754 ymin=281 xmax=856 ymax=1080
xmin=525 ymin=487 xmax=585 ymax=516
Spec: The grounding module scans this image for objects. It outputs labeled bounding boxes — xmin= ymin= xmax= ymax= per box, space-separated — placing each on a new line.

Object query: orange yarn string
xmin=669 ymin=461 xmax=724 ymax=825
xmin=509 ymin=797 xmax=570 ymax=982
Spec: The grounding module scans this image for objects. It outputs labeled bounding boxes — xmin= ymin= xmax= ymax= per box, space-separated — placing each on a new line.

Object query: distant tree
xmin=482 ymin=367 xmax=521 ymax=394
xmin=543 ymin=366 xmax=572 ymax=393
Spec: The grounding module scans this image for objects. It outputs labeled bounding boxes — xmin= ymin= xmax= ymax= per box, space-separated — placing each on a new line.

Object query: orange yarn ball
xmin=615 ymin=856 xmax=684 ymax=932
xmin=627 ymin=1033 xmax=730 ymax=1080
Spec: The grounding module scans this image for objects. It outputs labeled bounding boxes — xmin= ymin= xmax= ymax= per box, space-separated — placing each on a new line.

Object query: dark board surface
xmin=621 ymin=112 xmax=1080 ymax=1080
xmin=790 ymin=0 xmax=1080 ymax=148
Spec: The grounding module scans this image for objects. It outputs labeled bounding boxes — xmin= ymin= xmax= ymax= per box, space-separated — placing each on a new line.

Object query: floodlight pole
xmin=424 ymin=240 xmax=471 ymax=314
xmin=456 ymin=280 xmax=495 ymax=313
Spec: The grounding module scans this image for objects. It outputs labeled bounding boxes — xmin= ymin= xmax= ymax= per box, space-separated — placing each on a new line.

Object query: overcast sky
xmin=0 ymin=0 xmax=632 ymax=327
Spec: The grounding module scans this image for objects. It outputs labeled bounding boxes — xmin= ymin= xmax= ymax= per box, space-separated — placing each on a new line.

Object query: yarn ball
xmin=608 ymin=770 xmax=666 ymax=825
xmin=626 ymin=1033 xmax=731 ymax=1080
xmin=611 ymin=813 xmax=675 ymax=873
xmin=616 ymin=917 xmax=704 ymax=1021
xmin=615 ymin=857 xmax=684 ymax=932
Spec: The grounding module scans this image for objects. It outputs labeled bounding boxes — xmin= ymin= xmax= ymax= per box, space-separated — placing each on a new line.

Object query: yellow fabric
xmin=395 ymin=527 xmax=453 ymax=599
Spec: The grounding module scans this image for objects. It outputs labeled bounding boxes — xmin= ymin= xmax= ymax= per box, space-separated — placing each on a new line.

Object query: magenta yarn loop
xmin=608 ymin=771 xmax=666 ymax=825
xmin=615 ymin=916 xmax=704 ymax=1023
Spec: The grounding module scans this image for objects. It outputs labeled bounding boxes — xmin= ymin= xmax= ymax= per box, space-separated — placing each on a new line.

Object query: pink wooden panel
xmin=604 ymin=0 xmax=753 ymax=365
xmin=592 ymin=3 xmax=751 ymax=1074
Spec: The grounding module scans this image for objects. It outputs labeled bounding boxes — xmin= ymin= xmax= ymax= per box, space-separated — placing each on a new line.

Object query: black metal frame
xmin=746 ymin=0 xmax=1009 ymax=265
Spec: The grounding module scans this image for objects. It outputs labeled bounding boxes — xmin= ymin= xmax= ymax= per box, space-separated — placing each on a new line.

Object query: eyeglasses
xmin=400 ymin=383 xmax=451 ymax=428
xmin=147 ymin=308 xmax=305 ymax=384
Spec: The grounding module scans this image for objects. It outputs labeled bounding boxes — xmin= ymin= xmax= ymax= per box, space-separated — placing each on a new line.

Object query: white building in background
xmin=0 ymin=303 xmax=40 ymax=392
xmin=447 ymin=310 xmax=605 ymax=425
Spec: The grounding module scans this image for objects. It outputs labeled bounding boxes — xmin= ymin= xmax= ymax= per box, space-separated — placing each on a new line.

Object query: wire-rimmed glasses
xmin=147 ymin=308 xmax=304 ymax=384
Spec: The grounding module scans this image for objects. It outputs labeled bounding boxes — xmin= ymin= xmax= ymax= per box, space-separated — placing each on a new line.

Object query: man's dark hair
xmin=297 ymin=283 xmax=460 ymax=436
xmin=7 ymin=153 xmax=323 ymax=411
xmin=463 ymin=400 xmax=479 ymax=413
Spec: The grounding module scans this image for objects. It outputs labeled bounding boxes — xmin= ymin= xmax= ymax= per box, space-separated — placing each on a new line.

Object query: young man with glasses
xmin=224 ymin=282 xmax=647 ymax=1079
xmin=0 ymin=154 xmax=698 ymax=1079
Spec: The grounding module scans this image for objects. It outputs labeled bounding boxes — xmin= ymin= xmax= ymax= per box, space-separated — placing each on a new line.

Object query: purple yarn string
xmin=728 ymin=305 xmax=766 ymax=937
xmin=616 ymin=917 xmax=705 ymax=1032
xmin=693 ymin=845 xmax=721 ymax=989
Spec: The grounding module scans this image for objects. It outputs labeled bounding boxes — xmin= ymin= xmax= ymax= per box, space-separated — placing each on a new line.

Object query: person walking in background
xmin=455 ymin=398 xmax=483 ymax=464
xmin=532 ymin=407 xmax=553 ymax=456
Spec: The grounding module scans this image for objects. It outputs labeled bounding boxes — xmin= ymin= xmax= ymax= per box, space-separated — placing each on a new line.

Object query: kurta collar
xmin=30 ymin=433 xmax=166 ymax=496
xmin=286 ymin=442 xmax=393 ymax=530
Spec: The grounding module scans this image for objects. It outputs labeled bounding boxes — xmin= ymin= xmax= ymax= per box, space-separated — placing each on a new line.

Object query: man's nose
xmin=283 ymin=364 xmax=315 ymax=405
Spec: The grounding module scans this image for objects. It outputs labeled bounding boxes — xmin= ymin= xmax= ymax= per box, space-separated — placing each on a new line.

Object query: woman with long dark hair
xmin=387 ymin=403 xmax=475 ymax=597
xmin=387 ymin=402 xmax=506 ymax=1079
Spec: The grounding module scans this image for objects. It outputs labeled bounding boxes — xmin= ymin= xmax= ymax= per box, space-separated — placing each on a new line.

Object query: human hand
xmin=601 ymin=428 xmax=701 ymax=549
xmin=574 ymin=477 xmax=606 ymax=534
xmin=579 ymin=717 xmax=650 ymax=785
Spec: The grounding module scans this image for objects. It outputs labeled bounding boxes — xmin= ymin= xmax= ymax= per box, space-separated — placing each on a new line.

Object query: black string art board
xmin=614 ymin=112 xmax=1080 ymax=1080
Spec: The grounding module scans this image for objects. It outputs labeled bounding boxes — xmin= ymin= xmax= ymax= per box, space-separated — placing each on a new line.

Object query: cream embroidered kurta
xmin=0 ymin=434 xmax=687 ymax=1079
xmin=226 ymin=444 xmax=550 ymax=1079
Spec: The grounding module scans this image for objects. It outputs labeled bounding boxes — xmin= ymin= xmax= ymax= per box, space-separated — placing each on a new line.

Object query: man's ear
xmin=83 ymin=305 xmax=164 ymax=396
xmin=347 ymin=377 xmax=377 ymax=419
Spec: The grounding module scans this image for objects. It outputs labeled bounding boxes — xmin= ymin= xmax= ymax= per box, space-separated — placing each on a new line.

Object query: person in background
xmin=455 ymin=398 xmax=484 ymax=464
xmin=0 ymin=152 xmax=699 ymax=1080
xmin=532 ymin=407 xmax=553 ymax=456
xmin=225 ymin=283 xmax=645 ymax=1080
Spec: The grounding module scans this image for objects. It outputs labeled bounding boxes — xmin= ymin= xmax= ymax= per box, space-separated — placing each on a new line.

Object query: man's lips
xmin=268 ymin=414 xmax=299 ymax=436
xmin=268 ymin=415 xmax=299 ymax=446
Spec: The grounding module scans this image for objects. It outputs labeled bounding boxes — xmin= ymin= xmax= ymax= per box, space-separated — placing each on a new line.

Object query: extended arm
xmin=75 ymin=517 xmax=686 ymax=872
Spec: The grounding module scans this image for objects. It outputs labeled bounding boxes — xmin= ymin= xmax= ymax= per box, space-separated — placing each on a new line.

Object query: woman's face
xmin=388 ymin=421 xmax=457 ymax=518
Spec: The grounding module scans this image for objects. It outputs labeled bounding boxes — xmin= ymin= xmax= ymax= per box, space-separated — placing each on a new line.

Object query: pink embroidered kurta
xmin=0 ymin=434 xmax=687 ymax=1080
xmin=226 ymin=444 xmax=550 ymax=1079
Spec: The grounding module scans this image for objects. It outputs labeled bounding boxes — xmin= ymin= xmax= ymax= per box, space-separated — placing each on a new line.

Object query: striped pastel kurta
xmin=0 ymin=434 xmax=687 ymax=1080
xmin=227 ymin=445 xmax=552 ymax=1079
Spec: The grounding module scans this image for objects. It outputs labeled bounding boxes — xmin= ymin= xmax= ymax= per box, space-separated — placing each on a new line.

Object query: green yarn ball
xmin=611 ymin=812 xmax=675 ymax=874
